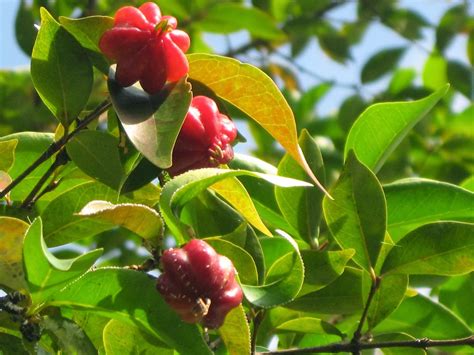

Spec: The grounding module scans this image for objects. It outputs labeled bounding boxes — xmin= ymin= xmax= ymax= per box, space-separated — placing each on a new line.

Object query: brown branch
xmin=251 ymin=310 xmax=265 ymax=355
xmin=257 ymin=335 xmax=474 ymax=354
xmin=0 ymin=98 xmax=111 ymax=200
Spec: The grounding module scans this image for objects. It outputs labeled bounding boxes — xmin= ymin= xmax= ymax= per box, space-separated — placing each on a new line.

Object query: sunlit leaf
xmin=23 ymin=218 xmax=102 ymax=306
xmin=160 ymin=168 xmax=311 ymax=243
xmin=385 ymin=178 xmax=474 ymax=241
xmin=188 ymin=54 xmax=327 ymax=194
xmin=344 ymin=85 xmax=449 ymax=172
xmin=439 ymin=273 xmax=474 ymax=327
xmin=31 ymin=8 xmax=92 ymax=127
xmin=275 ymin=317 xmax=343 ymax=338
xmin=218 ymin=305 xmax=251 ymax=355
xmin=0 ymin=139 xmax=18 ymax=172
xmin=323 ymin=151 xmax=386 ymax=272
xmin=48 ymin=268 xmax=211 ymax=354
xmin=109 ymin=72 xmax=192 ymax=169
xmin=0 ymin=217 xmax=29 ymax=291
xmin=382 ymin=222 xmax=474 ymax=276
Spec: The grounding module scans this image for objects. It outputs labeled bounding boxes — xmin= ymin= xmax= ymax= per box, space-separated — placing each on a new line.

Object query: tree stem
xmin=251 ymin=310 xmax=265 ymax=355
xmin=0 ymin=98 xmax=111 ymax=201
xmin=257 ymin=336 xmax=474 ymax=354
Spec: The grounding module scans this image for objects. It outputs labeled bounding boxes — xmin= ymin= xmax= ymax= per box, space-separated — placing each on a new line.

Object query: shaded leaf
xmin=109 ymin=72 xmax=192 ymax=169
xmin=447 ymin=60 xmax=472 ymax=98
xmin=344 ymin=85 xmax=449 ymax=172
xmin=375 ymin=294 xmax=472 ymax=339
xmin=323 ymin=151 xmax=386 ymax=271
xmin=0 ymin=217 xmax=29 ymax=291
xmin=299 ymin=249 xmax=355 ymax=296
xmin=242 ymin=234 xmax=304 ymax=308
xmin=66 ymin=130 xmax=125 ymax=190
xmin=23 ymin=218 xmax=102 ymax=306
xmin=41 ymin=315 xmax=96 ymax=354
xmin=275 ymin=317 xmax=343 ymax=338
xmin=276 ymin=130 xmax=325 ymax=245
xmin=204 ymin=237 xmax=258 ymax=285
xmin=286 ymin=267 xmax=368 ymax=314
xmin=160 ymin=168 xmax=311 ymax=243
xmin=59 ymin=15 xmax=113 ymax=73
xmin=375 ymin=333 xmax=426 ymax=355
xmin=361 ymin=47 xmax=406 ymax=83
xmin=188 ymin=54 xmax=327 ymax=193
xmin=103 ymin=319 xmax=172 ymax=354
xmin=211 ymin=176 xmax=272 ymax=237
xmin=439 ymin=273 xmax=474 ymax=327
xmin=382 ymin=222 xmax=474 ymax=276
xmin=385 ymin=178 xmax=474 ymax=241
xmin=48 ymin=268 xmax=211 ymax=354
xmin=389 ymin=68 xmax=416 ymax=96
xmin=15 ymin=0 xmax=37 ymax=56
xmin=368 ymin=274 xmax=408 ymax=329
xmin=31 ymin=8 xmax=93 ymax=127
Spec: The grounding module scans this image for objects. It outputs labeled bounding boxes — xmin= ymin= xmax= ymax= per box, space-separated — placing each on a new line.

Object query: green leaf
xmin=204 ymin=238 xmax=258 ymax=285
xmin=338 ymin=95 xmax=367 ymax=132
xmin=211 ymin=176 xmax=272 ymax=236
xmin=375 ymin=294 xmax=472 ymax=339
xmin=361 ymin=47 xmax=406 ymax=83
xmin=23 ymin=218 xmax=102 ymax=306
xmin=31 ymin=8 xmax=93 ymax=127
xmin=344 ymin=85 xmax=449 ymax=172
xmin=0 ymin=333 xmax=28 ymax=355
xmin=48 ymin=268 xmax=211 ymax=354
xmin=447 ymin=60 xmax=473 ymax=98
xmin=388 ymin=68 xmax=416 ymax=96
xmin=323 ymin=151 xmax=386 ymax=272
xmin=374 ymin=333 xmax=426 ymax=355
xmin=218 ymin=305 xmax=251 ymax=355
xmin=103 ymin=319 xmax=172 ymax=355
xmin=77 ymin=200 xmax=164 ymax=247
xmin=199 ymin=3 xmax=285 ymax=40
xmin=109 ymin=73 xmax=192 ymax=169
xmin=0 ymin=217 xmax=29 ymax=291
xmin=275 ymin=317 xmax=343 ymax=338
xmin=41 ymin=315 xmax=96 ymax=354
xmin=422 ymin=54 xmax=448 ymax=91
xmin=188 ymin=54 xmax=327 ymax=193
xmin=385 ymin=178 xmax=474 ymax=241
xmin=41 ymin=181 xmax=120 ymax=246
xmin=160 ymin=168 xmax=311 ymax=244
xmin=242 ymin=234 xmax=304 ymax=308
xmin=59 ymin=15 xmax=113 ymax=74
xmin=66 ymin=130 xmax=125 ymax=190
xmin=14 ymin=0 xmax=37 ymax=56
xmin=299 ymin=249 xmax=355 ymax=296
xmin=368 ymin=274 xmax=408 ymax=329
xmin=286 ymin=267 xmax=368 ymax=314
xmin=436 ymin=5 xmax=467 ymax=53
xmin=276 ymin=130 xmax=325 ymax=245
xmin=439 ymin=273 xmax=474 ymax=327
xmin=0 ymin=139 xmax=18 ymax=172
xmin=0 ymin=132 xmax=54 ymax=201
xmin=382 ymin=222 xmax=474 ymax=276
xmin=461 ymin=175 xmax=474 ymax=192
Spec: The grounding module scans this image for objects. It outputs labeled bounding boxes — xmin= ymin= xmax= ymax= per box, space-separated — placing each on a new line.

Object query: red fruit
xmin=156 ymin=239 xmax=243 ymax=328
xmin=99 ymin=2 xmax=190 ymax=94
xmin=167 ymin=96 xmax=238 ymax=176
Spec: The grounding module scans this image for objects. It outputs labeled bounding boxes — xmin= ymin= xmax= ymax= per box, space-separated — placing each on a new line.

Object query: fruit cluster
xmin=156 ymin=239 xmax=243 ymax=329
xmin=99 ymin=2 xmax=190 ymax=94
xmin=168 ymin=96 xmax=237 ymax=176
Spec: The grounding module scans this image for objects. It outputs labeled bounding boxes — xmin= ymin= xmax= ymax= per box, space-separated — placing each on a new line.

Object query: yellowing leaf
xmin=0 ymin=139 xmax=18 ymax=172
xmin=0 ymin=217 xmax=29 ymax=291
xmin=77 ymin=201 xmax=164 ymax=245
xmin=188 ymin=54 xmax=328 ymax=196
xmin=211 ymin=177 xmax=272 ymax=236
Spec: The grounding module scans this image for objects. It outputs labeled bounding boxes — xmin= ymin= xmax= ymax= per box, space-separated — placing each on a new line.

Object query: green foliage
xmin=1 ymin=1 xmax=473 ymax=354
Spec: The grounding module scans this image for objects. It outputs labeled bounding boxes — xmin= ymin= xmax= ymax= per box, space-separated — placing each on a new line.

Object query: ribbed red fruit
xmin=167 ymin=96 xmax=238 ymax=176
xmin=99 ymin=2 xmax=190 ymax=94
xmin=156 ymin=239 xmax=243 ymax=329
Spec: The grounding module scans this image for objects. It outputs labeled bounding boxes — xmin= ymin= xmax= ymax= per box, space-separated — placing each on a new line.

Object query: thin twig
xmin=0 ymin=99 xmax=111 ymax=200
xmin=257 ymin=335 xmax=474 ymax=354
xmin=351 ymin=269 xmax=381 ymax=354
xmin=251 ymin=310 xmax=265 ymax=355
